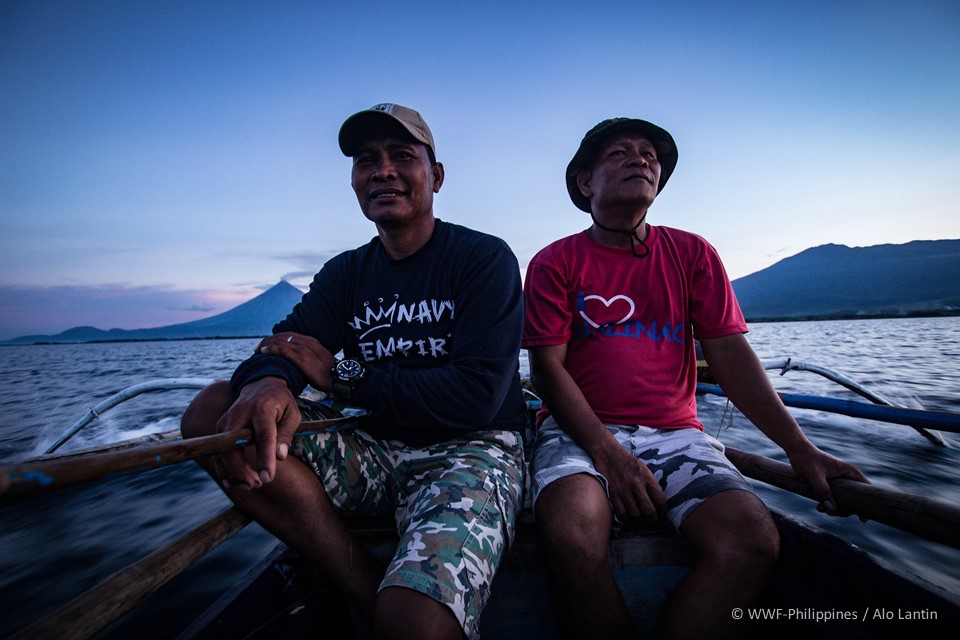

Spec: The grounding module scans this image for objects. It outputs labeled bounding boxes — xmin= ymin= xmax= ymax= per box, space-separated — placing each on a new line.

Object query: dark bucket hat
xmin=565 ymin=118 xmax=678 ymax=212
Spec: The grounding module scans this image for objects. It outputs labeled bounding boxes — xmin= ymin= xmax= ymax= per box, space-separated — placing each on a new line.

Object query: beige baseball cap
xmin=338 ymin=103 xmax=436 ymax=158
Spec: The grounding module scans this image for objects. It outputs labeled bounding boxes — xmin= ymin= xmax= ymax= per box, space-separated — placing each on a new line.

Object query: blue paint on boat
xmin=15 ymin=470 xmax=54 ymax=487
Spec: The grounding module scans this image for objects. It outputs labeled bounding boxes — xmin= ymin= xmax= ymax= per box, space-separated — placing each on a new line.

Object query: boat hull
xmin=179 ymin=511 xmax=960 ymax=639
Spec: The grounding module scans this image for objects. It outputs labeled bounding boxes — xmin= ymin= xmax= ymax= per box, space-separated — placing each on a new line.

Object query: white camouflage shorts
xmin=530 ymin=415 xmax=755 ymax=530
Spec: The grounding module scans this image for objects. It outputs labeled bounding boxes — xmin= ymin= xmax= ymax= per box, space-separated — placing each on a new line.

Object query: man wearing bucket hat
xmin=522 ymin=118 xmax=867 ymax=638
xmin=182 ymin=103 xmax=526 ymax=639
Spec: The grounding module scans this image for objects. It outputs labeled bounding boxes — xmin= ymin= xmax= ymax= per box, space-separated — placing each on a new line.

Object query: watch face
xmin=336 ymin=359 xmax=364 ymax=381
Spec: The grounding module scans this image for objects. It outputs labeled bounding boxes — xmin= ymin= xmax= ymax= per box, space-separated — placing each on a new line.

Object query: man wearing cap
xmin=181 ymin=103 xmax=526 ymax=639
xmin=522 ymin=118 xmax=867 ymax=638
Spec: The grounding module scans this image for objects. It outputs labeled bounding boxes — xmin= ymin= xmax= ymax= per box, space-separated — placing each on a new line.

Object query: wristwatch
xmin=331 ymin=358 xmax=366 ymax=401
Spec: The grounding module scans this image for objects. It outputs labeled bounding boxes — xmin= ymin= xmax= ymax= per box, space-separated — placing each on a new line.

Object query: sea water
xmin=0 ymin=317 xmax=958 ymax=637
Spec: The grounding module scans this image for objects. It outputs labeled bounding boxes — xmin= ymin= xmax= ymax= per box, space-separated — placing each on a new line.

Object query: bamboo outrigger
xmin=3 ymin=361 xmax=960 ymax=639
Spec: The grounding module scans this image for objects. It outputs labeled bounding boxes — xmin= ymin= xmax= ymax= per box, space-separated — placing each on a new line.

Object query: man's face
xmin=350 ymin=136 xmax=443 ymax=228
xmin=577 ymin=132 xmax=662 ymax=212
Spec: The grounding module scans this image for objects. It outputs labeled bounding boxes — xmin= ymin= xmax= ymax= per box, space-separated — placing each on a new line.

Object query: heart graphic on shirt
xmin=579 ymin=294 xmax=636 ymax=329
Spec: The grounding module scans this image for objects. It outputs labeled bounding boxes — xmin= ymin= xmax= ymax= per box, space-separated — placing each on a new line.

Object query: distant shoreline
xmin=3 ymin=310 xmax=958 ymax=347
xmin=744 ymin=309 xmax=960 ymax=324
xmin=0 ymin=335 xmax=263 ymax=347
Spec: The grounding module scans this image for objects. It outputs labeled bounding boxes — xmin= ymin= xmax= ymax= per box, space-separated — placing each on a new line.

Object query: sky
xmin=1 ymin=0 xmax=958 ymax=340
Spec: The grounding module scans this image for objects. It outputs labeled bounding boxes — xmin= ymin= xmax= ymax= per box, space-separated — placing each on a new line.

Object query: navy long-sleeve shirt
xmin=231 ymin=219 xmax=527 ymax=444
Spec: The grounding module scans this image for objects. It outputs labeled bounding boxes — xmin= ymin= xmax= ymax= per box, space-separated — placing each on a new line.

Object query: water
xmin=1 ymin=318 xmax=959 ymax=637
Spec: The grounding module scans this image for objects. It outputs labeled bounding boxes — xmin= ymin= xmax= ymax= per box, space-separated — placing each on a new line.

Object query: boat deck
xmin=179 ymin=511 xmax=960 ymax=639
xmin=179 ymin=515 xmax=694 ymax=639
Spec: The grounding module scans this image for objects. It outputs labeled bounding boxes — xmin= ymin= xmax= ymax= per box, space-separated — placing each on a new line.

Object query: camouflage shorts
xmin=530 ymin=416 xmax=754 ymax=530
xmin=292 ymin=426 xmax=525 ymax=638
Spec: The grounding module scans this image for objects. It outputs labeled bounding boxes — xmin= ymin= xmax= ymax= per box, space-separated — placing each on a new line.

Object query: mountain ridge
xmin=3 ymin=280 xmax=304 ymax=345
xmin=732 ymin=239 xmax=960 ymax=321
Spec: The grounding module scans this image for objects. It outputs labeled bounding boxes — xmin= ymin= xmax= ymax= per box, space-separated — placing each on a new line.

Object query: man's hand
xmin=699 ymin=334 xmax=870 ymax=517
xmin=528 ymin=343 xmax=667 ymax=523
xmin=592 ymin=437 xmax=667 ymax=523
xmin=256 ymin=332 xmax=337 ymax=391
xmin=787 ymin=444 xmax=870 ymax=516
xmin=213 ymin=377 xmax=301 ymax=490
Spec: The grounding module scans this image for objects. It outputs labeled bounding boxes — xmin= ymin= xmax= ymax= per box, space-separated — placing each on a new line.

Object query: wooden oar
xmin=8 ymin=506 xmax=250 ymax=640
xmin=726 ymin=447 xmax=960 ymax=549
xmin=25 ymin=428 xmax=184 ymax=464
xmin=0 ymin=416 xmax=356 ymax=504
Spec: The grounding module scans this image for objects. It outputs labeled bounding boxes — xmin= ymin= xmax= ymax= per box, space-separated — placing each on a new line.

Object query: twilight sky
xmin=1 ymin=0 xmax=958 ymax=339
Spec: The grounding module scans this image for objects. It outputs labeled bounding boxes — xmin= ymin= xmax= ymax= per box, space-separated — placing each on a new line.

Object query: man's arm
xmin=699 ymin=333 xmax=868 ymax=512
xmin=213 ymin=271 xmax=341 ymax=490
xmin=255 ymin=331 xmax=337 ymax=392
xmin=529 ymin=344 xmax=666 ymax=521
xmin=231 ymin=267 xmax=346 ymax=397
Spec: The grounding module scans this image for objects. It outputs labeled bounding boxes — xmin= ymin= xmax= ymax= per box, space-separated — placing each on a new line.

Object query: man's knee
xmin=683 ymin=490 xmax=780 ymax=570
xmin=180 ymin=380 xmax=234 ymax=439
xmin=535 ymin=474 xmax=612 ymax=565
xmin=375 ymin=586 xmax=463 ymax=640
xmin=722 ymin=516 xmax=780 ymax=571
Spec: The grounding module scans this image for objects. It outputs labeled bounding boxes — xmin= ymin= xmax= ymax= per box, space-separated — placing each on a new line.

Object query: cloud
xmin=273 ymin=250 xmax=347 ymax=268
xmin=270 ymin=250 xmax=352 ymax=287
xmin=169 ymin=303 xmax=219 ymax=313
xmin=762 ymin=246 xmax=795 ymax=261
xmin=280 ymin=270 xmax=317 ymax=284
xmin=0 ymin=284 xmax=255 ymax=340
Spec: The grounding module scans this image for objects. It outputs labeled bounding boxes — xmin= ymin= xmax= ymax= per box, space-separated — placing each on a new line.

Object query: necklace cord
xmin=590 ymin=213 xmax=650 ymax=258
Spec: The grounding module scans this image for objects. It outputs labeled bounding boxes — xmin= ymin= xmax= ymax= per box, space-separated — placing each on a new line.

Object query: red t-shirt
xmin=522 ymin=225 xmax=747 ymax=430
